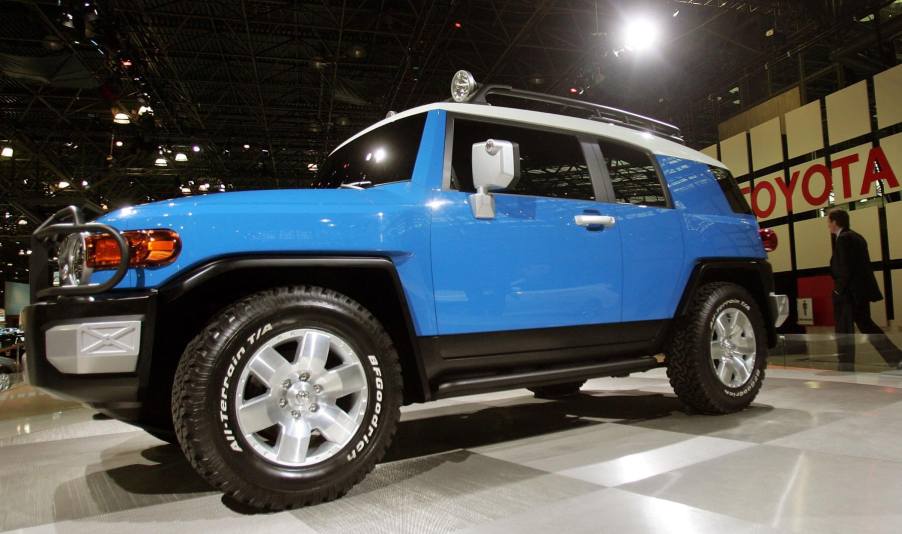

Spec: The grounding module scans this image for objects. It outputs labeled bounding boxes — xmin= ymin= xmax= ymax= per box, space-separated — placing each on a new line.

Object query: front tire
xmin=666 ymin=282 xmax=767 ymax=414
xmin=172 ymin=286 xmax=402 ymax=510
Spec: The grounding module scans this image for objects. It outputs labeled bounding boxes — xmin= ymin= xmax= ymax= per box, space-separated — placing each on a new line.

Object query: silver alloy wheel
xmin=709 ymin=307 xmax=757 ymax=388
xmin=234 ymin=328 xmax=368 ymax=467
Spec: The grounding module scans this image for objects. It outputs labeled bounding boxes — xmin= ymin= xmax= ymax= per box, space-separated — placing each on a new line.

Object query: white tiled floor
xmin=2 ymin=366 xmax=902 ymax=533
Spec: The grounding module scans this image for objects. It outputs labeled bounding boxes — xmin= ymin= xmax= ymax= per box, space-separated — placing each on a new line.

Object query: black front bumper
xmin=24 ymin=292 xmax=158 ymax=413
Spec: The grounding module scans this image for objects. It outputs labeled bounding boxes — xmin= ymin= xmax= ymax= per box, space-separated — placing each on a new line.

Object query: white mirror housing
xmin=471 ymin=139 xmax=519 ymax=191
xmin=469 ymin=139 xmax=520 ymax=219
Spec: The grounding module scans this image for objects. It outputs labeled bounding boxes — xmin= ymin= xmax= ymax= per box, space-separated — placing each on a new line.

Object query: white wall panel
xmin=849 ymin=206 xmax=882 ymax=262
xmin=767 ymin=224 xmax=791 ymax=273
xmin=720 ymin=132 xmax=749 ymax=178
xmin=701 ymin=144 xmax=718 ymax=161
xmin=789 ymin=159 xmax=832 ymax=215
xmin=826 ymin=81 xmax=870 ymax=145
xmin=878 ymin=132 xmax=902 ymax=196
xmin=750 ymin=174 xmax=787 ymax=220
xmin=786 ymin=100 xmax=824 ymax=159
xmin=830 ymin=143 xmax=872 ymax=203
xmin=750 ymin=117 xmax=783 ymax=171
xmin=794 ymin=216 xmax=832 ymax=270
xmin=893 ymin=270 xmax=902 ymax=328
xmin=886 ymin=201 xmax=902 ymax=260
xmin=875 ymin=63 xmax=902 ymax=129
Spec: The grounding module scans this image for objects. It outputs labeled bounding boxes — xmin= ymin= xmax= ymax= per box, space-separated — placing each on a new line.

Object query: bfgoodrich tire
xmin=666 ymin=282 xmax=767 ymax=414
xmin=172 ymin=286 xmax=402 ymax=510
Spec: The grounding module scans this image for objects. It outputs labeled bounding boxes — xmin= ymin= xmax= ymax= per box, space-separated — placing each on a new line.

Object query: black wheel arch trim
xmin=674 ymin=258 xmax=778 ymax=347
xmin=155 ymin=254 xmax=431 ymax=402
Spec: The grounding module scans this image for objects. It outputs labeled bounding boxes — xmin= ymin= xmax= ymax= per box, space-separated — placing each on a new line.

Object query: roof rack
xmin=468 ymin=85 xmax=685 ymax=145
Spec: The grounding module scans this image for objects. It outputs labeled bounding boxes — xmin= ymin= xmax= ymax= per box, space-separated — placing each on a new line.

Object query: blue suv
xmin=23 ymin=71 xmax=788 ymax=510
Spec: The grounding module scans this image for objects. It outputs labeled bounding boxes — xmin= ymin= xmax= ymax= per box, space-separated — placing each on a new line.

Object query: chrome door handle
xmin=574 ymin=214 xmax=616 ymax=227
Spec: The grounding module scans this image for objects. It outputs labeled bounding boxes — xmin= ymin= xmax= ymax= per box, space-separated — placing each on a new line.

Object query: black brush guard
xmin=29 ymin=206 xmax=129 ymax=300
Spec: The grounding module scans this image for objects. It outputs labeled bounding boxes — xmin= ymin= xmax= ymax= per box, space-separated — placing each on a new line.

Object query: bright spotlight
xmin=622 ymin=17 xmax=660 ymax=52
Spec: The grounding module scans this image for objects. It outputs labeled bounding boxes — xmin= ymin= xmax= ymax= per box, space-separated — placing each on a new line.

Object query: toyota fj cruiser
xmin=23 ymin=71 xmax=788 ymax=510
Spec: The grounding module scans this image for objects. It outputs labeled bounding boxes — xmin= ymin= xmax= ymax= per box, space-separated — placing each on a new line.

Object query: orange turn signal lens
xmin=85 ymin=229 xmax=181 ymax=269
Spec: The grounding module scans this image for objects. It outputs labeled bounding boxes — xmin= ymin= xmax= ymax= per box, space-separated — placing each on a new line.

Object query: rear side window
xmin=313 ymin=113 xmax=426 ymax=188
xmin=598 ymin=140 xmax=668 ymax=208
xmin=709 ymin=166 xmax=753 ymax=214
xmin=450 ymin=119 xmax=595 ymax=201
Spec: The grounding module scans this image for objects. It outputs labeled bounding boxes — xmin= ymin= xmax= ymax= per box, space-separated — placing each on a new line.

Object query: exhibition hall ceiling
xmin=0 ymin=0 xmax=899 ymax=280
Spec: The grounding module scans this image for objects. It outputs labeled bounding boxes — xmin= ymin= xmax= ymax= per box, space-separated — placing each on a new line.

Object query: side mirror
xmin=469 ymin=139 xmax=520 ymax=219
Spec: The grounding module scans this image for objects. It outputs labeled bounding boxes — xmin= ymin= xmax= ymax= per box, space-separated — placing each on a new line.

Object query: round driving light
xmin=450 ymin=70 xmax=477 ymax=102
xmin=58 ymin=233 xmax=88 ymax=286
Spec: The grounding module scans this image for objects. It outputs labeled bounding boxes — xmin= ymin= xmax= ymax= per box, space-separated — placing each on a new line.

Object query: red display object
xmin=797 ymin=275 xmax=835 ymax=326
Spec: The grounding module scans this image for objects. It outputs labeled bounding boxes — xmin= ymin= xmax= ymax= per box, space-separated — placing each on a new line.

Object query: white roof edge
xmin=331 ymin=102 xmax=727 ymax=170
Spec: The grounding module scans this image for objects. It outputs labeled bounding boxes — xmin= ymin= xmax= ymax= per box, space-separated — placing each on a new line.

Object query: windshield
xmin=310 ymin=113 xmax=427 ymax=189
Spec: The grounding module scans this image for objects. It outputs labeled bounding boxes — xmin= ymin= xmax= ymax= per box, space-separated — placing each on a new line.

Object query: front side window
xmin=450 ymin=118 xmax=595 ymax=201
xmin=599 ymin=140 xmax=668 ymax=208
xmin=312 ymin=113 xmax=426 ymax=188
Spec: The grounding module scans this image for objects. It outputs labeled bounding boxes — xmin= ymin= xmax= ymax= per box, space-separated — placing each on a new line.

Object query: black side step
xmin=433 ymin=356 xmax=660 ymax=399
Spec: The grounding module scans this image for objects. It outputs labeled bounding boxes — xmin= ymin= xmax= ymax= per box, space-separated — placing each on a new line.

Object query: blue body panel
xmin=428 ymin=192 xmax=623 ymax=334
xmin=92 ymin=109 xmax=765 ymax=338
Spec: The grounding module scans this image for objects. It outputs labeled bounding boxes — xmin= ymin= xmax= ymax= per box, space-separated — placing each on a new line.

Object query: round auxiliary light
xmin=450 ymin=70 xmax=477 ymax=103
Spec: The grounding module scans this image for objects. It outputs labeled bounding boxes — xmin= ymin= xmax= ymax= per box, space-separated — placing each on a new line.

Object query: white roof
xmin=332 ymin=102 xmax=725 ymax=169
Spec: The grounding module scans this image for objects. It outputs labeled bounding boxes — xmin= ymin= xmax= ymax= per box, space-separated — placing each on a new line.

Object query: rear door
xmin=592 ymin=139 xmax=685 ymax=322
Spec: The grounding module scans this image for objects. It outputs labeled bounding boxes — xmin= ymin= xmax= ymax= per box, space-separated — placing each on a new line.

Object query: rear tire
xmin=666 ymin=282 xmax=767 ymax=414
xmin=528 ymin=380 xmax=586 ymax=399
xmin=172 ymin=286 xmax=402 ymax=510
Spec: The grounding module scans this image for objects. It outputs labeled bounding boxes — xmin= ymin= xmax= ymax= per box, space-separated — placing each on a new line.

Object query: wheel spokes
xmin=238 ymin=394 xmax=276 ymax=434
xmin=717 ymin=358 xmax=734 ymax=383
xmin=248 ymin=346 xmax=290 ymax=385
xmin=710 ymin=341 xmax=726 ymax=362
xmin=317 ymin=362 xmax=367 ymax=399
xmin=295 ymin=331 xmax=331 ymax=374
xmin=714 ymin=314 xmax=731 ymax=339
xmin=731 ymin=313 xmax=752 ymax=342
xmin=733 ymin=335 xmax=756 ymax=355
xmin=275 ymin=419 xmax=312 ymax=464
xmin=312 ymin=405 xmax=357 ymax=444
xmin=732 ymin=356 xmax=751 ymax=384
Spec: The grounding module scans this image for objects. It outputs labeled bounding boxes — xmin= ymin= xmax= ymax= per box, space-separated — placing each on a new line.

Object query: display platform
xmin=2 ymin=366 xmax=901 ymax=534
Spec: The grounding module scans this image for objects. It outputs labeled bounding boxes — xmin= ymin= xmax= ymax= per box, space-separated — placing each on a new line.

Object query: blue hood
xmin=92 ymin=183 xmax=430 ymax=289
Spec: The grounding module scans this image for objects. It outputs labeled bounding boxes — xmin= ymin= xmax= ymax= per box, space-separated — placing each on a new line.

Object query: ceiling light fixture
xmin=113 ymin=112 xmax=130 ymax=124
xmin=622 ymin=16 xmax=660 ymax=52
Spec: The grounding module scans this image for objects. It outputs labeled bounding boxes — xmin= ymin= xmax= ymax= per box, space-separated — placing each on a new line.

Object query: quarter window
xmin=709 ymin=166 xmax=753 ymax=214
xmin=451 ymin=119 xmax=595 ymax=201
xmin=312 ymin=113 xmax=426 ymax=189
xmin=598 ymin=141 xmax=667 ymax=207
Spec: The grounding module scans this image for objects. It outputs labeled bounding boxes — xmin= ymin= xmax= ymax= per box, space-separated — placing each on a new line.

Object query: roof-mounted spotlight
xmin=451 ymin=70 xmax=477 ymax=103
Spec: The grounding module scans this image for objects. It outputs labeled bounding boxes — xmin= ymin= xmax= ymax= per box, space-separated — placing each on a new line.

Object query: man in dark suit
xmin=828 ymin=209 xmax=902 ymax=371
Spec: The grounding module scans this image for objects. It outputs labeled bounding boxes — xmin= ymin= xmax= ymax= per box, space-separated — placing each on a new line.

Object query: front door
xmin=429 ymin=118 xmax=623 ymax=339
